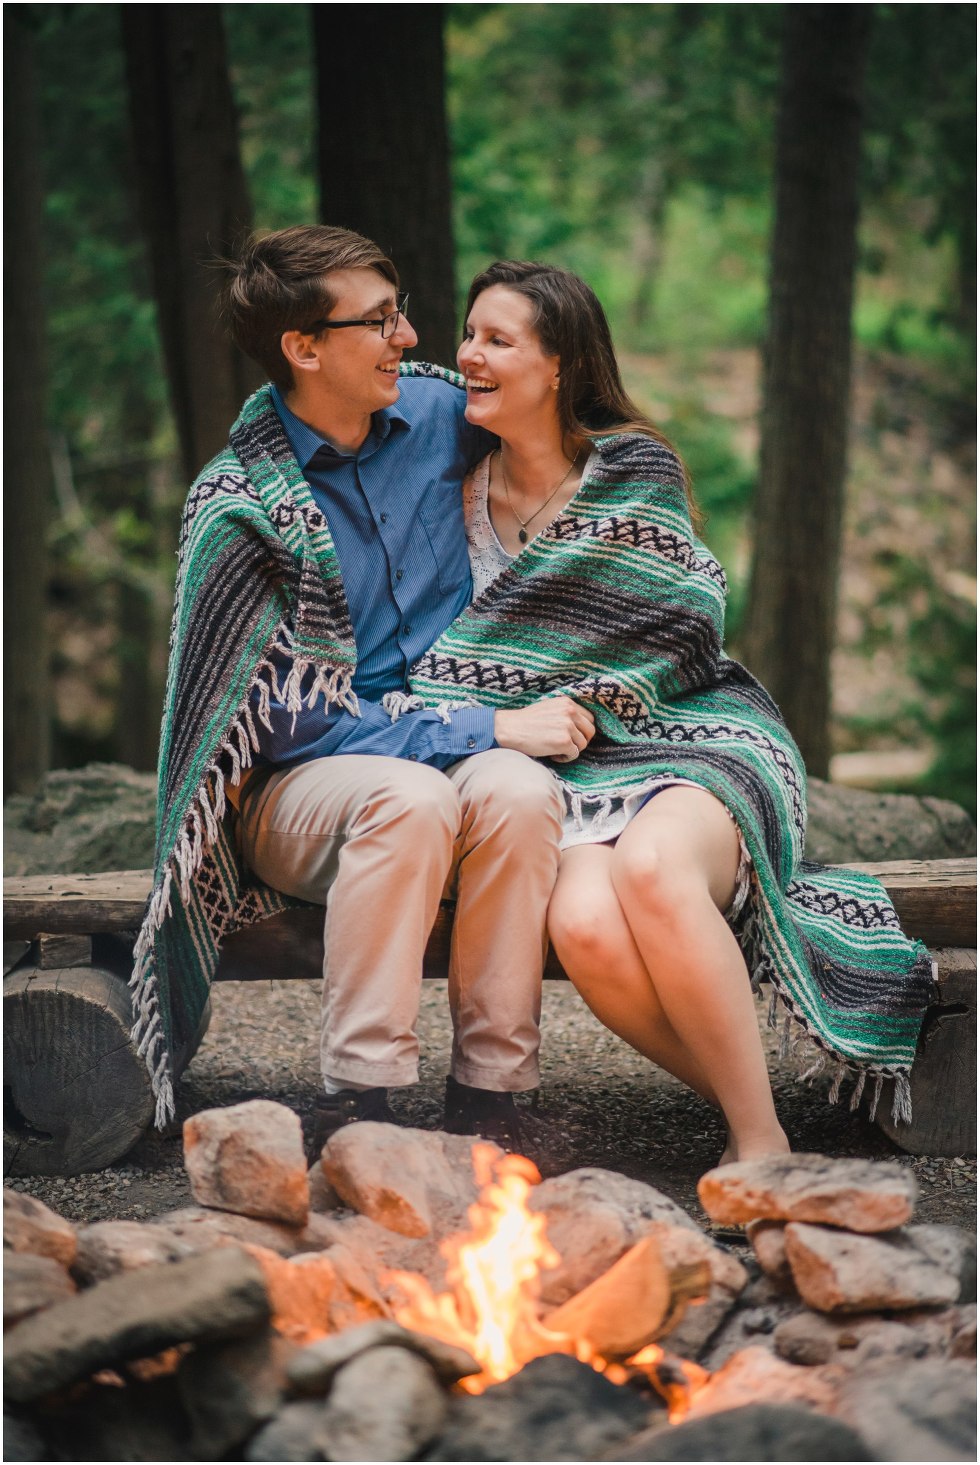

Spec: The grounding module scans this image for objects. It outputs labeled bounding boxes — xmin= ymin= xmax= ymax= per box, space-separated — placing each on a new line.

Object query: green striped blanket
xmin=131 ymin=384 xmax=363 ymax=1125
xmin=408 ymin=420 xmax=936 ymax=1124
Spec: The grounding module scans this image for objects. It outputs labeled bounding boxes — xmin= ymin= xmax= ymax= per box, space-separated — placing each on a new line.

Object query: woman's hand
xmin=494 ymin=697 xmax=595 ymax=761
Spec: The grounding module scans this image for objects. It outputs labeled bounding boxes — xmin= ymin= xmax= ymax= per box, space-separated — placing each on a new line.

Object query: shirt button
xmin=402 ymin=625 xmax=411 ymax=636
xmin=408 ymin=753 xmax=419 ymax=761
xmin=380 ymin=512 xmax=389 ymax=524
xmin=467 ymin=737 xmax=476 ymax=749
xmin=395 ymin=569 xmax=403 ymax=581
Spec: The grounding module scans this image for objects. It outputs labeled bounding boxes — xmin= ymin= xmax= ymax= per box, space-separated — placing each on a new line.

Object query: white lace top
xmin=462 ymin=454 xmax=519 ymax=597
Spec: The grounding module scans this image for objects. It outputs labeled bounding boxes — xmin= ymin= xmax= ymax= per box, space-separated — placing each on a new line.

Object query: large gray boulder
xmin=4 ymin=763 xmax=156 ymax=876
xmin=805 ymin=778 xmax=975 ymax=864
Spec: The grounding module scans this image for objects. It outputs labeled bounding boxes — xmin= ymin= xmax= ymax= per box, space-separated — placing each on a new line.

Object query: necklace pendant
xmin=518 ymin=528 xmax=528 ymax=544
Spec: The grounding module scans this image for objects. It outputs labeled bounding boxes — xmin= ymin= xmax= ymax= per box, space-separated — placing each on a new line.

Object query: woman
xmin=405 ymin=261 xmax=935 ymax=1169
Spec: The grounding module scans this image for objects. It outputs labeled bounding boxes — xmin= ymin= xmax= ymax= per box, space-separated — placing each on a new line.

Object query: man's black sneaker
xmin=308 ymin=1086 xmax=396 ymax=1163
xmin=442 ymin=1075 xmax=527 ymax=1151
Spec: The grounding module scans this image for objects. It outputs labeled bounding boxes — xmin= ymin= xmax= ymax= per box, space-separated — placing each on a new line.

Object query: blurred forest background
xmin=4 ymin=3 xmax=976 ymax=813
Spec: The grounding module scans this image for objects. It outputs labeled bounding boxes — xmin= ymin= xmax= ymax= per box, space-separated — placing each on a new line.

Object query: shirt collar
xmin=270 ymin=383 xmax=410 ymax=468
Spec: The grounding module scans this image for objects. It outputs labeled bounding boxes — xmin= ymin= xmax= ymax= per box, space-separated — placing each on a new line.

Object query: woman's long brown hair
xmin=464 ymin=260 xmax=702 ymax=529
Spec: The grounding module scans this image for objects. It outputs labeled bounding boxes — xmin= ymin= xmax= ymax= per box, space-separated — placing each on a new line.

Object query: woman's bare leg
xmin=548 ymin=844 xmax=723 ymax=1108
xmin=610 ymin=787 xmax=787 ymax=1162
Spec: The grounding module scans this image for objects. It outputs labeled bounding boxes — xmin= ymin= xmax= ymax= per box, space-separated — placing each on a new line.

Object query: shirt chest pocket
xmin=418 ymin=489 xmax=470 ymax=596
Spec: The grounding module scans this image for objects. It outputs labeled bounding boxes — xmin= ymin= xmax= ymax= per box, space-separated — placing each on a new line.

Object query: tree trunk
xmin=313 ymin=5 xmax=457 ymax=367
xmin=743 ymin=6 xmax=872 ymax=777
xmin=3 ymin=16 xmax=51 ymax=794
xmin=121 ymin=5 xmax=258 ymax=482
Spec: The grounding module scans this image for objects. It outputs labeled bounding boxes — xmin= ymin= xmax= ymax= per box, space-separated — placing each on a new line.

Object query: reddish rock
xmin=4 ymin=1250 xmax=77 ymax=1325
xmin=183 ymin=1101 xmax=309 ymax=1226
xmin=698 ymin=1154 xmax=917 ymax=1233
xmin=240 ymin=1242 xmax=389 ymax=1343
xmin=683 ymin=1344 xmax=841 ymax=1419
xmin=3 ymin=1189 xmax=77 ymax=1267
xmin=240 ymin=1244 xmax=339 ymax=1342
xmin=951 ymin=1308 xmax=976 ymax=1359
xmin=321 ymin=1244 xmax=391 ymax=1333
xmin=746 ymin=1219 xmax=794 ymax=1288
xmin=784 ymin=1223 xmax=961 ymax=1313
xmin=321 ymin=1124 xmax=501 ymax=1240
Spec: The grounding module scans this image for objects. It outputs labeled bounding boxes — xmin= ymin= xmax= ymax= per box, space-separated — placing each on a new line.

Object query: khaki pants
xmin=238 ymin=749 xmax=564 ymax=1092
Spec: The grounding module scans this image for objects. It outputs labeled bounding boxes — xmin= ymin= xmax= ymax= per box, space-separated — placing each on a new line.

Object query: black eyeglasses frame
xmin=306 ymin=293 xmax=409 ymax=340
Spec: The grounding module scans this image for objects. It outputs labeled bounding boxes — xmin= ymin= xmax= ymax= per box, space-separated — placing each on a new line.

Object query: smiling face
xmin=284 ymin=266 xmax=417 ymax=422
xmin=457 ymin=285 xmax=561 ymax=438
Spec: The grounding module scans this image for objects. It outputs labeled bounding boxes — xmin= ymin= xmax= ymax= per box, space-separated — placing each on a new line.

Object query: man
xmin=132 ymin=224 xmax=594 ymax=1150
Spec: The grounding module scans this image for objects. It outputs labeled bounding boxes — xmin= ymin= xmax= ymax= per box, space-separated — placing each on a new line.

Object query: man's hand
xmin=494 ymin=697 xmax=596 ymax=761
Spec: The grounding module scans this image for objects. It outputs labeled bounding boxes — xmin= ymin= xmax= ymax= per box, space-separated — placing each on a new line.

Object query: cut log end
xmin=3 ymin=966 xmax=154 ymax=1177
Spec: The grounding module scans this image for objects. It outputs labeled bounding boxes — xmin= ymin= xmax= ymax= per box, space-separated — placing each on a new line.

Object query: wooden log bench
xmin=4 ymin=858 xmax=975 ymax=1177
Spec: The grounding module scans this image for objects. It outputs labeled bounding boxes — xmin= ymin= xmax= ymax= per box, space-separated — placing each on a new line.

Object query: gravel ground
xmin=7 ymin=979 xmax=976 ymax=1234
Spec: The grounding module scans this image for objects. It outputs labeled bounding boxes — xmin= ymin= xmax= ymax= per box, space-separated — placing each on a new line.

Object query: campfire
xmin=387 ymin=1142 xmax=709 ymax=1417
xmin=4 ymin=1100 xmax=974 ymax=1463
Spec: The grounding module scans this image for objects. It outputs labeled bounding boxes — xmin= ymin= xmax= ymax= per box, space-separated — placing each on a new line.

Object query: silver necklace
xmin=499 ymin=449 xmax=581 ymax=544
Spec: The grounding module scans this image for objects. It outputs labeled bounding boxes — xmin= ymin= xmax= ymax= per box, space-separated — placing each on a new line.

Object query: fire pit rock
xmin=176 ymin=1326 xmax=299 ymax=1459
xmin=528 ymin=1167 xmax=700 ymax=1305
xmin=611 ymin=1401 xmax=875 ymax=1461
xmin=784 ymin=1221 xmax=963 ymax=1312
xmin=834 ymin=1357 xmax=977 ymax=1462
xmin=3 ymin=1190 xmax=77 ymax=1267
xmin=774 ymin=1305 xmax=970 ymax=1369
xmin=698 ymin=1152 xmax=918 ymax=1232
xmin=72 ymin=1218 xmax=199 ymax=1284
xmin=287 ymin=1320 xmax=479 ymax=1393
xmin=317 ymin=1344 xmax=448 ymax=1461
xmin=3 ymin=1245 xmax=270 ymax=1405
xmin=428 ymin=1352 xmax=651 ymax=1463
xmin=183 ymin=1100 xmax=309 ymax=1227
xmin=3 ymin=1250 xmax=77 ymax=1327
xmin=320 ymin=1122 xmax=502 ymax=1239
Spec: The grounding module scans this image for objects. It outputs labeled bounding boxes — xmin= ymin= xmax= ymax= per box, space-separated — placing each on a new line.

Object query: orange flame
xmin=389 ymin=1142 xmax=708 ymax=1415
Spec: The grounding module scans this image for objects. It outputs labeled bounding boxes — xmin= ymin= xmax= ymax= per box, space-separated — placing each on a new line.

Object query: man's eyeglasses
xmin=307 ymin=293 xmax=409 ymax=341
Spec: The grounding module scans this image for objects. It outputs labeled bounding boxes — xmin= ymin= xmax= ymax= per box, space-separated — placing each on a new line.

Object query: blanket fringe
xmin=131 ymin=635 xmax=357 ymax=1128
xmin=382 ymin=691 xmax=474 ymax=726
xmin=740 ymin=894 xmax=916 ymax=1127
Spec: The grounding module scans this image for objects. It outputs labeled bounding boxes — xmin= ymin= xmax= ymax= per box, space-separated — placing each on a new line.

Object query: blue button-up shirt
xmin=251 ymin=376 xmax=497 ymax=770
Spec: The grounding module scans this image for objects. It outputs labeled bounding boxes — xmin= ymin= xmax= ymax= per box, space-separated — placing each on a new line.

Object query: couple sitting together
xmin=132 ymin=224 xmax=933 ymax=1175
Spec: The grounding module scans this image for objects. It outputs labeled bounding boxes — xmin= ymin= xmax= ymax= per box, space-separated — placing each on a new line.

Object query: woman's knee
xmin=548 ymin=881 xmax=620 ymax=969
xmin=610 ymin=836 xmax=699 ymax=920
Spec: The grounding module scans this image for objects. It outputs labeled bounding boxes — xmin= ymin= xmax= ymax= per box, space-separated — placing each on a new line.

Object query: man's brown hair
xmin=222 ymin=226 xmax=399 ymax=391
